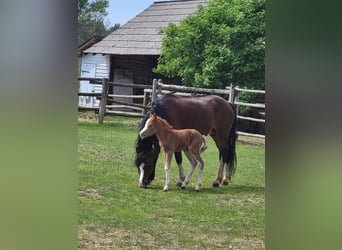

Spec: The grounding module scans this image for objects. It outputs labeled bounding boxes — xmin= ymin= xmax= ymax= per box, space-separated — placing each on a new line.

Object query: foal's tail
xmin=200 ymin=135 xmax=208 ymax=153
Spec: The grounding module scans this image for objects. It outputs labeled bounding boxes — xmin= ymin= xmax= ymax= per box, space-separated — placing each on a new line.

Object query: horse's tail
xmin=200 ymin=135 xmax=208 ymax=153
xmin=226 ymin=103 xmax=238 ymax=175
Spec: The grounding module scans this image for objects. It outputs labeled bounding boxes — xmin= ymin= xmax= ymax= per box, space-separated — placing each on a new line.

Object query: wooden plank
xmin=235 ymin=87 xmax=265 ymax=94
xmin=107 ymin=98 xmax=149 ymax=110
xmin=237 ymin=115 xmax=265 ymax=123
xmin=234 ymin=102 xmax=265 ymax=108
xmin=110 ymin=82 xmax=153 ymax=89
xmin=106 ymin=105 xmax=143 ymax=111
xmin=158 ymin=82 xmax=231 ymax=95
xmin=237 ymin=131 xmax=265 ymax=138
xmin=108 ymin=94 xmax=144 ymax=99
xmin=144 ymin=88 xmax=191 ymax=96
xmin=105 ymin=110 xmax=144 ymax=118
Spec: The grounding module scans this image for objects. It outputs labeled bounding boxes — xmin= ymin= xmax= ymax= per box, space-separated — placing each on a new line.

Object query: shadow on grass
xmin=192 ymin=185 xmax=264 ymax=195
xmin=140 ymin=184 xmax=264 ymax=195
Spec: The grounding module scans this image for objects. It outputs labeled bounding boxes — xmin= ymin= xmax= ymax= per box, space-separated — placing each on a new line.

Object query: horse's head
xmin=135 ymin=114 xmax=160 ymax=188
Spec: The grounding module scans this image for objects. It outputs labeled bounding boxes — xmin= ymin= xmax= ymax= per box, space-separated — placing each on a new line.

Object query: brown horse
xmin=140 ymin=113 xmax=208 ymax=191
xmin=135 ymin=94 xmax=237 ymax=188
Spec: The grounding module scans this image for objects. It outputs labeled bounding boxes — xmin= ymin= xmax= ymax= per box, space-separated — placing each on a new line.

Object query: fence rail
xmin=78 ymin=77 xmax=265 ymax=138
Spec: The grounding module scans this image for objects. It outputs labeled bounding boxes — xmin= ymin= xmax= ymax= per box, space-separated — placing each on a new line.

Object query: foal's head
xmin=139 ymin=113 xmax=159 ymax=139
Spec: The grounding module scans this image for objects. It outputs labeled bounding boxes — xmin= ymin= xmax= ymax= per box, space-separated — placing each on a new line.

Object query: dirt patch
xmin=229 ymin=237 xmax=265 ymax=249
xmin=78 ymin=225 xmax=158 ymax=250
xmin=78 ymin=224 xmax=264 ymax=250
xmin=78 ymin=189 xmax=102 ymax=199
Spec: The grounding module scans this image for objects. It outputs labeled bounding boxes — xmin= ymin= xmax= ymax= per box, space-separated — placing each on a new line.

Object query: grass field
xmin=78 ymin=117 xmax=265 ymax=249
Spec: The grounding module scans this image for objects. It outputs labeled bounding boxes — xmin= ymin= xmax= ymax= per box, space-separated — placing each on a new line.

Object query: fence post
xmin=97 ymin=78 xmax=109 ymax=124
xmin=228 ymin=84 xmax=235 ymax=103
xmin=151 ymin=79 xmax=158 ymax=102
xmin=157 ymin=79 xmax=163 ymax=96
xmin=142 ymin=90 xmax=149 ymax=115
xmin=234 ymin=86 xmax=239 ymax=117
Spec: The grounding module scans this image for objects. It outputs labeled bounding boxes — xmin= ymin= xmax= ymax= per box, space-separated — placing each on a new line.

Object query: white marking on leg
xmin=195 ymin=159 xmax=204 ymax=191
xmin=163 ymin=153 xmax=172 ymax=191
xmin=223 ymin=163 xmax=230 ymax=185
xmin=164 ymin=166 xmax=171 ymax=191
xmin=138 ymin=163 xmax=145 ymax=187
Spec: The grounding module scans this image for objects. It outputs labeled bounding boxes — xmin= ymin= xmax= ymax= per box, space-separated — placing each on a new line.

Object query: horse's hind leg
xmin=222 ymin=163 xmax=232 ymax=185
xmin=175 ymin=152 xmax=185 ymax=187
xmin=213 ymin=155 xmax=224 ymax=187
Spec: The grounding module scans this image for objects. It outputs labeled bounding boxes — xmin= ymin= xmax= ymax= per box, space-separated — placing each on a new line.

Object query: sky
xmin=106 ymin=0 xmax=155 ymax=26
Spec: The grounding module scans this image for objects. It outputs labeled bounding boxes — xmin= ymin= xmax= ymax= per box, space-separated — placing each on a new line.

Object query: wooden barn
xmin=79 ymin=0 xmax=207 ymax=107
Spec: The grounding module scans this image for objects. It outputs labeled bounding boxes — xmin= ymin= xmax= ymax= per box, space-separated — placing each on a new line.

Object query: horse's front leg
xmin=175 ymin=152 xmax=185 ymax=187
xmin=163 ymin=151 xmax=173 ymax=191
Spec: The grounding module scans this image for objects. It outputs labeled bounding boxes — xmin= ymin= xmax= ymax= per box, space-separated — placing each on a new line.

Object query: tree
xmin=78 ymin=0 xmax=111 ymax=45
xmin=155 ymin=0 xmax=265 ymax=90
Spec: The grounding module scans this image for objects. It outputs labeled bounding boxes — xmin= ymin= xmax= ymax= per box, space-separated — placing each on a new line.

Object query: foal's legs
xmin=181 ymin=150 xmax=197 ymax=189
xmin=163 ymin=151 xmax=173 ymax=191
xmin=181 ymin=150 xmax=205 ymax=191
xmin=193 ymin=154 xmax=204 ymax=191
xmin=175 ymin=152 xmax=186 ymax=187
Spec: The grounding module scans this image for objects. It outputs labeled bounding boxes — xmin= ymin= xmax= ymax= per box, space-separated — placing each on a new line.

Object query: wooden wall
xmin=110 ymin=55 xmax=181 ymax=103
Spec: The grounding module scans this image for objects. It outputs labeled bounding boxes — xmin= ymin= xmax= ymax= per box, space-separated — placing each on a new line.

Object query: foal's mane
xmin=155 ymin=115 xmax=173 ymax=130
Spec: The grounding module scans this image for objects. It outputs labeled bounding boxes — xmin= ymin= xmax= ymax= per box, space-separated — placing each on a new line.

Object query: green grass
xmin=78 ymin=118 xmax=265 ymax=249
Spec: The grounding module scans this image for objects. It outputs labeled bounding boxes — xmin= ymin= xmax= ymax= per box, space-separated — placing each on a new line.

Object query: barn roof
xmin=84 ymin=0 xmax=208 ymax=55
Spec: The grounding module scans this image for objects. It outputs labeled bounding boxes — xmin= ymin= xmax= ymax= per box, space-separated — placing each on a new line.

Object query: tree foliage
xmin=155 ymin=0 xmax=265 ymax=90
xmin=78 ymin=0 xmax=112 ymax=45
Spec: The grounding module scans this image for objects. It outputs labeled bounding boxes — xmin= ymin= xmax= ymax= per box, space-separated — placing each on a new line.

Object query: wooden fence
xmin=78 ymin=78 xmax=265 ymax=138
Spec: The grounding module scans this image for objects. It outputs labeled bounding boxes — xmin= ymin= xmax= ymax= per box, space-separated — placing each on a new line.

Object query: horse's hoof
xmin=176 ymin=182 xmax=182 ymax=187
xmin=181 ymin=186 xmax=186 ymax=189
xmin=212 ymin=182 xmax=220 ymax=187
xmin=222 ymin=179 xmax=229 ymax=186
